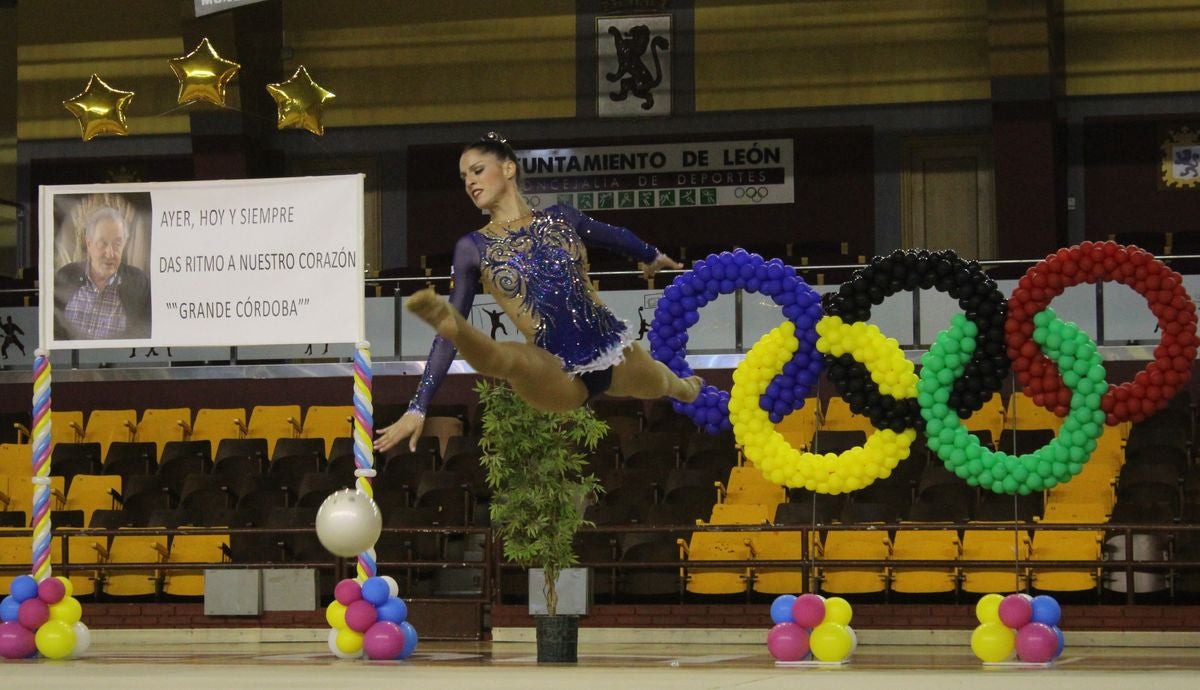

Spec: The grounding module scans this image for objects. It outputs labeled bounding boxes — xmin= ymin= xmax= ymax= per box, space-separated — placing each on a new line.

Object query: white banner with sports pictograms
xmin=38 ymin=175 xmax=364 ymax=350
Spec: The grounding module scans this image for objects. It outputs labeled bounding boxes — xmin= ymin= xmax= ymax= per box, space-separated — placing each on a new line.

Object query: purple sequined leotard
xmin=407 ymin=205 xmax=660 ymax=414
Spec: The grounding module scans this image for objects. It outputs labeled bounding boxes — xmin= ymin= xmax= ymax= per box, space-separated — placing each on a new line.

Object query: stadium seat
xmin=98 ymin=531 xmax=168 ymax=597
xmin=963 ymin=394 xmax=1005 ymax=441
xmin=420 ymin=415 xmax=466 ymax=458
xmin=134 ymin=408 xmax=193 ymax=455
xmin=63 ymin=474 xmax=121 ymax=527
xmin=817 ymin=529 xmax=890 ymax=595
xmin=163 ymin=531 xmax=230 ymax=597
xmin=243 ymin=405 xmax=303 ymax=458
xmin=749 ymin=529 xmax=821 ymax=595
xmin=717 ymin=466 xmax=785 ymax=506
xmin=888 ymin=528 xmax=960 ymax=595
xmin=81 ymin=409 xmax=139 ymax=459
xmin=300 ymin=405 xmax=355 ymax=458
xmin=821 ymin=397 xmax=875 ymax=434
xmin=187 ymin=408 xmax=247 ymax=448
xmin=13 ymin=410 xmax=84 ymax=448
xmin=0 ymin=442 xmax=31 ymax=478
xmin=49 ymin=442 xmax=102 ymax=491
xmin=677 ymin=529 xmax=752 ymax=596
xmin=1031 ymin=530 xmax=1104 ymax=594
xmin=618 ymin=532 xmax=682 ymax=599
xmin=0 ymin=529 xmax=33 ymax=594
xmin=1003 ymin=393 xmax=1063 ymax=431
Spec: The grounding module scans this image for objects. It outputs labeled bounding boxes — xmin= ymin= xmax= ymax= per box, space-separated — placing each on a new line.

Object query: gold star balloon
xmin=62 ymin=74 xmax=135 ymax=141
xmin=169 ymin=37 xmax=241 ymax=107
xmin=266 ymin=65 xmax=336 ymax=136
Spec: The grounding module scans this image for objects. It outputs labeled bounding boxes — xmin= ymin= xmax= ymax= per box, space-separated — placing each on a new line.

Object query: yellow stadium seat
xmin=5 ymin=475 xmax=65 ymax=517
xmin=0 ymin=529 xmax=32 ymax=594
xmin=1046 ymin=472 xmax=1115 ymax=506
xmin=677 ymin=529 xmax=751 ymax=595
xmin=777 ymin=399 xmax=820 ymax=449
xmin=14 ymin=410 xmax=84 ymax=448
xmin=81 ymin=410 xmax=138 ymax=459
xmin=963 ymin=394 xmax=1005 ymax=441
xmin=98 ymin=531 xmax=168 ymax=597
xmin=245 ymin=405 xmax=302 ymax=457
xmin=51 ymin=533 xmax=105 ymax=597
xmin=0 ymin=475 xmax=8 ymax=512
xmin=163 ymin=531 xmax=230 ymax=597
xmin=187 ymin=408 xmax=247 ymax=448
xmin=718 ymin=466 xmax=786 ymax=506
xmin=135 ymin=408 xmax=192 ymax=455
xmin=960 ymin=525 xmax=1030 ymax=594
xmin=1031 ymin=530 xmax=1103 ymax=593
xmin=1005 ymin=392 xmax=1064 ymax=431
xmin=0 ymin=443 xmax=30 ymax=479
xmin=749 ymin=529 xmax=821 ymax=595
xmin=1040 ymin=500 xmax=1111 ymax=524
xmin=301 ymin=405 xmax=355 ymax=458
xmin=888 ymin=528 xmax=960 ymax=594
xmin=63 ymin=475 xmax=122 ymax=527
xmin=709 ymin=502 xmax=775 ymax=525
xmin=821 ymin=397 xmax=875 ymax=434
xmin=817 ymin=529 xmax=890 ymax=594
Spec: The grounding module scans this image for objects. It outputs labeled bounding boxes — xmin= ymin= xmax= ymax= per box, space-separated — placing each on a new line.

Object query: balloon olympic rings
xmin=649 ymin=242 xmax=1196 ymax=496
xmin=1005 ymin=241 xmax=1198 ymax=425
xmin=649 ymin=249 xmax=824 ymax=434
xmin=729 ymin=318 xmax=918 ymax=493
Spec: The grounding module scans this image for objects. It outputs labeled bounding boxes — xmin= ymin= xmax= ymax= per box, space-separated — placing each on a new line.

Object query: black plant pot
xmin=535 ymin=615 xmax=579 ymax=663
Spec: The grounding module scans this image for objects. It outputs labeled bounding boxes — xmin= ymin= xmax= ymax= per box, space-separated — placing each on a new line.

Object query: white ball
xmin=315 ymin=489 xmax=382 ymax=557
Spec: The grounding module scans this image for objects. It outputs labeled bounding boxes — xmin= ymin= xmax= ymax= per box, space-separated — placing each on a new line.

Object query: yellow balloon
xmin=48 ymin=596 xmax=82 ymax=625
xmin=971 ymin=621 xmax=1016 ymax=663
xmin=266 ymin=65 xmax=336 ymax=135
xmin=335 ymin=627 xmax=364 ymax=654
xmin=169 ymin=37 xmax=242 ymax=107
xmin=325 ymin=600 xmax=348 ymax=629
xmin=54 ymin=576 xmax=73 ymax=599
xmin=809 ymin=622 xmax=854 ymax=662
xmin=35 ymin=619 xmax=77 ymax=660
xmin=824 ymin=597 xmax=853 ymax=626
xmin=62 ymin=74 xmax=134 ymax=141
xmin=975 ymin=593 xmax=1004 ymax=624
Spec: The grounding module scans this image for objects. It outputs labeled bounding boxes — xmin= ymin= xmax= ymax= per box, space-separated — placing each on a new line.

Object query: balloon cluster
xmin=326 ymin=576 xmax=418 ymax=660
xmin=1006 ymin=241 xmax=1198 ymax=425
xmin=0 ymin=575 xmax=90 ymax=660
xmin=971 ymin=593 xmax=1064 ymax=664
xmin=824 ymin=249 xmax=1009 ymax=431
xmin=919 ymin=309 xmax=1107 ymax=494
xmin=767 ymin=593 xmax=857 ymax=663
xmin=650 ymin=248 xmax=824 ymax=433
xmin=730 ymin=320 xmax=916 ymax=494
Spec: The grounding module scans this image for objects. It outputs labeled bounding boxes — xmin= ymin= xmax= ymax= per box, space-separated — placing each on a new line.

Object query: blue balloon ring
xmin=648 ymin=248 xmax=825 ymax=434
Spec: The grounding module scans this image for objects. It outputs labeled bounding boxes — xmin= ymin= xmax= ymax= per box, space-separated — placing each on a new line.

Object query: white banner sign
xmin=194 ymin=0 xmax=271 ymax=17
xmin=516 ymin=139 xmax=794 ymax=211
xmin=39 ymin=175 xmax=364 ymax=350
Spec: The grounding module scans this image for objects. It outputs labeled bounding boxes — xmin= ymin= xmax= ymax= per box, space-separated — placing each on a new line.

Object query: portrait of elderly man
xmin=53 ymin=204 xmax=151 ymax=340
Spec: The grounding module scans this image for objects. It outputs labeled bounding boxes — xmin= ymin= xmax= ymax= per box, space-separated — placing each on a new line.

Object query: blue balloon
xmin=1030 ymin=595 xmax=1061 ymax=627
xmin=770 ymin=594 xmax=797 ymax=624
xmin=377 ymin=596 xmax=408 ymax=624
xmin=1052 ymin=625 xmax=1065 ymax=659
xmin=399 ymin=621 xmax=419 ymax=659
xmin=1 ymin=595 xmax=20 ymax=622
xmin=361 ymin=576 xmax=391 ymax=606
xmin=9 ymin=575 xmax=37 ymax=603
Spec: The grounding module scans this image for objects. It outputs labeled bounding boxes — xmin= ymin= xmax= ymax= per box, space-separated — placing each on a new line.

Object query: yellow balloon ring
xmin=730 ymin=317 xmax=918 ymax=494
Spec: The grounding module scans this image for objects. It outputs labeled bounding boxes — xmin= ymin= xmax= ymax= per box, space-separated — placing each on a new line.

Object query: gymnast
xmin=374 ymin=132 xmax=702 ymax=453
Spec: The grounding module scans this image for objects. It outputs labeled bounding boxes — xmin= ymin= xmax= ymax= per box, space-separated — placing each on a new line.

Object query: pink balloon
xmin=362 ymin=621 xmax=406 ymax=660
xmin=997 ymin=594 xmax=1032 ymax=629
xmin=37 ymin=577 xmax=66 ymax=605
xmin=0 ymin=621 xmax=37 ymax=659
xmin=344 ymin=599 xmax=378 ymax=633
xmin=791 ymin=593 xmax=826 ymax=628
xmin=767 ymin=622 xmax=810 ymax=662
xmin=1015 ymin=622 xmax=1058 ymax=663
xmin=17 ymin=599 xmax=49 ymax=631
xmin=334 ymin=579 xmax=363 ymax=606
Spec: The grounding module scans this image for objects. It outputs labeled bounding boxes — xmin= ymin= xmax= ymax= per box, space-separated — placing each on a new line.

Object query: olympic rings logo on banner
xmin=649 ymin=242 xmax=1198 ymax=496
xmin=734 ymin=187 xmax=769 ymax=202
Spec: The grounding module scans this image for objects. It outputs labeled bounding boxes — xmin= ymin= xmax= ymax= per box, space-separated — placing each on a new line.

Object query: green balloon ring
xmin=918 ymin=308 xmax=1108 ymax=495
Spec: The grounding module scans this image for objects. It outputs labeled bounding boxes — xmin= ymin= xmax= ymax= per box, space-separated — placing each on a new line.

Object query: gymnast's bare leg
xmin=407 ymin=287 xmax=701 ymax=410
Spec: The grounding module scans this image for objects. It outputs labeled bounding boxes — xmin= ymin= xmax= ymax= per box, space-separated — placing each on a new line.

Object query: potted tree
xmin=475 ymin=380 xmax=607 ymax=663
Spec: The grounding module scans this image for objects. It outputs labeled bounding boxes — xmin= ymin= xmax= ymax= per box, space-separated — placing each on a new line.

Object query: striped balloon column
xmin=30 ymin=350 xmax=53 ymax=581
xmin=352 ymin=343 xmax=376 ymax=580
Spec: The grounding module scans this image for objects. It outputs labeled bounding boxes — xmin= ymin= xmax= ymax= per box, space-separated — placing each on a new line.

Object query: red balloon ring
xmin=1005 ymin=241 xmax=1198 ymax=425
